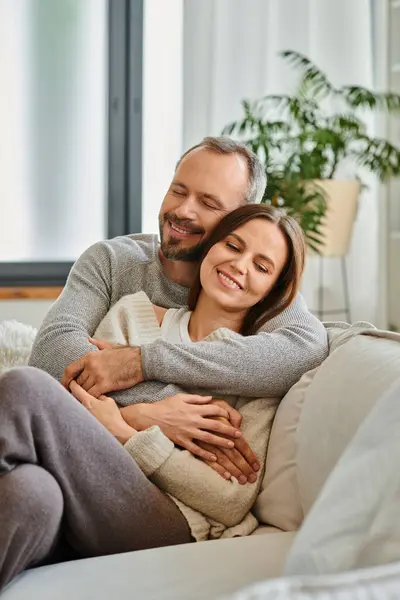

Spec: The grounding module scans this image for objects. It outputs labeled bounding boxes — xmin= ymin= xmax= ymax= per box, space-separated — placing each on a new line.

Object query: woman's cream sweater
xmin=94 ymin=292 xmax=280 ymax=541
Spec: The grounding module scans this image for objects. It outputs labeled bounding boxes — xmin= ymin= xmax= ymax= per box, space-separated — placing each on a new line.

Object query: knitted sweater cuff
xmin=124 ymin=426 xmax=174 ymax=476
xmin=140 ymin=344 xmax=153 ymax=381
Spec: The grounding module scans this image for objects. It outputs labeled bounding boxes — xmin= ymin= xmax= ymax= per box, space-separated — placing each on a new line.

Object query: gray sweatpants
xmin=0 ymin=367 xmax=192 ymax=591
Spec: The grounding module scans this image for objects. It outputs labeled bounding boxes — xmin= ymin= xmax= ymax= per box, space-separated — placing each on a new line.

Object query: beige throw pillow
xmin=253 ymin=366 xmax=319 ymax=531
xmin=254 ymin=325 xmax=400 ymax=532
xmin=297 ymin=331 xmax=400 ymax=516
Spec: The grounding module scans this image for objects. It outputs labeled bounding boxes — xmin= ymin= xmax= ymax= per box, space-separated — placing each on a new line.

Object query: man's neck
xmin=158 ymin=249 xmax=197 ymax=288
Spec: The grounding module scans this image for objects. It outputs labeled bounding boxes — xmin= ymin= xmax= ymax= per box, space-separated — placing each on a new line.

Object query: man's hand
xmin=197 ymin=399 xmax=260 ymax=484
xmin=62 ymin=346 xmax=144 ymax=397
xmin=120 ymin=393 xmax=242 ymax=462
xmin=199 ymin=431 xmax=260 ymax=484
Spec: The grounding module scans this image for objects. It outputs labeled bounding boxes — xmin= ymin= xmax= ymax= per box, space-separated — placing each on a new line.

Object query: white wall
xmin=183 ymin=0 xmax=379 ymax=324
xmin=0 ymin=301 xmax=53 ymax=329
xmin=141 ymin=0 xmax=184 ymax=234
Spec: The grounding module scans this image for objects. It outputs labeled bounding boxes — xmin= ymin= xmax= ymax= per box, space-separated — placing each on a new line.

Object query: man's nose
xmin=174 ymin=195 xmax=197 ymax=220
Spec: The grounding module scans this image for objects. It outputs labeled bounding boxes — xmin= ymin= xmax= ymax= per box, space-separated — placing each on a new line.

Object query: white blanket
xmin=0 ymin=320 xmax=37 ymax=374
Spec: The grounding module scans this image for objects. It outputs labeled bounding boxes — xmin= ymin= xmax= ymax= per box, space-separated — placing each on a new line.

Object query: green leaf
xmin=222 ymin=122 xmax=237 ymax=135
xmin=341 ymin=86 xmax=400 ymax=113
xmin=221 ymin=49 xmax=400 ymax=250
xmin=280 ymin=50 xmax=334 ymax=100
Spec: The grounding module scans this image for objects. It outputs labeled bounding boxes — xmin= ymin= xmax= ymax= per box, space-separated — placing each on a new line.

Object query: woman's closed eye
xmin=225 ymin=241 xmax=240 ymax=252
xmin=255 ymin=262 xmax=270 ymax=274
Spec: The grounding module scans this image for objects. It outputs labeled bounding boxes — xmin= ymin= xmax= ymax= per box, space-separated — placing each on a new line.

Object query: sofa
xmin=2 ymin=321 xmax=400 ymax=599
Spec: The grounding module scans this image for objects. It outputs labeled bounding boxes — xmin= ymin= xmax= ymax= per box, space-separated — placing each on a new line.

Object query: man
xmin=30 ymin=136 xmax=328 ymax=481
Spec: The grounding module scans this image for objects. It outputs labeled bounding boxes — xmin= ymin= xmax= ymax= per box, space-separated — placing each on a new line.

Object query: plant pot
xmin=312 ymin=179 xmax=360 ymax=257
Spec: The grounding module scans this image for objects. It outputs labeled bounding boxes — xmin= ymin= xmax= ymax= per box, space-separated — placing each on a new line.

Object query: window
xmin=0 ymin=0 xmax=143 ymax=286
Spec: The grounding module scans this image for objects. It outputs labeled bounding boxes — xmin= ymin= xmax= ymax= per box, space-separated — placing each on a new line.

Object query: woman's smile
xmin=216 ymin=269 xmax=243 ymax=291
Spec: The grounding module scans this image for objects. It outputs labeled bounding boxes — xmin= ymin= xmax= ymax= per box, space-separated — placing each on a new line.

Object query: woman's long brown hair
xmin=188 ymin=204 xmax=306 ymax=336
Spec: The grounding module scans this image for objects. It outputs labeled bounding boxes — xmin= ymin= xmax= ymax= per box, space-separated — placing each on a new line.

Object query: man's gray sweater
xmin=29 ymin=234 xmax=328 ymax=403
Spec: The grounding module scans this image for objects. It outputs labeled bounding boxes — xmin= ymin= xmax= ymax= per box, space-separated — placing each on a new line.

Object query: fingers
xmin=70 ymin=382 xmax=112 ymax=411
xmin=194 ymin=430 xmax=236 ymax=449
xmin=210 ymin=399 xmax=242 ymax=428
xmin=198 ymin=404 xmax=230 ymax=419
xmin=86 ymin=384 xmax=104 ymax=399
xmin=88 ymin=337 xmax=108 ymax=350
xmin=234 ymin=437 xmax=260 ymax=472
xmin=69 ymin=381 xmax=92 ymax=408
xmin=204 ymin=460 xmax=231 ymax=480
xmin=225 ymin=406 xmax=243 ymax=429
xmin=198 ymin=442 xmax=258 ymax=484
xmin=221 ymin=447 xmax=257 ymax=482
xmin=199 ymin=444 xmax=248 ymax=483
xmin=179 ymin=439 xmax=217 ymax=462
xmin=182 ymin=395 xmax=213 ymax=405
xmin=211 ymin=398 xmax=242 ymax=429
xmin=61 ymin=359 xmax=85 ymax=389
xmin=76 ymin=371 xmax=90 ymax=388
xmin=88 ymin=338 xmax=122 ymax=350
xmin=202 ymin=418 xmax=241 ymax=439
xmin=81 ymin=376 xmax=96 ymax=392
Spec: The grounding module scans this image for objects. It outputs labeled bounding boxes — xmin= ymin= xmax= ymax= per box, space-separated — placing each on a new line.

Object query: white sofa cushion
xmin=222 ymin=560 xmax=400 ymax=600
xmin=297 ymin=329 xmax=400 ymax=516
xmin=3 ymin=532 xmax=296 ymax=600
xmin=254 ymin=325 xmax=400 ymax=532
xmin=285 ymin=374 xmax=400 ymax=576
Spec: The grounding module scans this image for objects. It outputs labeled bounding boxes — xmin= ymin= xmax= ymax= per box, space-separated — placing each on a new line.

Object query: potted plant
xmin=223 ymin=50 xmax=400 ymax=253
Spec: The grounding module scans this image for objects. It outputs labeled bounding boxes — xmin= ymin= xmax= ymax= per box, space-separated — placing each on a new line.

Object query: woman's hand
xmin=70 ymin=381 xmax=136 ymax=444
xmin=88 ymin=337 xmax=123 ymax=351
xmin=197 ymin=400 xmax=260 ymax=484
xmin=120 ymin=393 xmax=242 ymax=462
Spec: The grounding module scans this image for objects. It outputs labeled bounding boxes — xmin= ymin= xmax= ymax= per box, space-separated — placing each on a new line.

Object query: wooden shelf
xmin=0 ymin=287 xmax=63 ymax=300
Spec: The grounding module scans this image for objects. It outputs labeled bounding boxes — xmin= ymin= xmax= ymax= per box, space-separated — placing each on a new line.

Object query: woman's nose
xmin=231 ymin=257 xmax=248 ymax=274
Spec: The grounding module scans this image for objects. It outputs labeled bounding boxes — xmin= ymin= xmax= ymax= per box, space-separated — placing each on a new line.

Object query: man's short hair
xmin=177 ymin=136 xmax=267 ymax=204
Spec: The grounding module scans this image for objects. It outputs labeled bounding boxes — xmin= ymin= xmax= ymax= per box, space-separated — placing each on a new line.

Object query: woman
xmin=0 ymin=205 xmax=305 ymax=590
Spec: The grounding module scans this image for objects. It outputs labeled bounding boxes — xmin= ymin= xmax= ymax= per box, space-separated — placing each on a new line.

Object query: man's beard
xmin=159 ymin=214 xmax=206 ymax=262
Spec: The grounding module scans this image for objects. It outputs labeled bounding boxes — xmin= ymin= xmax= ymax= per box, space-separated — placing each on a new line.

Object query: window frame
xmin=0 ymin=0 xmax=143 ymax=288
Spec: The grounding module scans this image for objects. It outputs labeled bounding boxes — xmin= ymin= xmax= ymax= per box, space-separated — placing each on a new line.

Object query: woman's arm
xmin=124 ymin=398 xmax=278 ymax=528
xmin=71 ymin=382 xmax=277 ymax=528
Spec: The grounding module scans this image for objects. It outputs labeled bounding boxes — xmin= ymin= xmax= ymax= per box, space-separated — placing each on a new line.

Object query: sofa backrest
xmin=254 ymin=325 xmax=400 ymax=531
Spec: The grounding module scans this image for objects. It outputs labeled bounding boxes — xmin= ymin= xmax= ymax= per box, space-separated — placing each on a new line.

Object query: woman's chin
xmin=211 ymin=292 xmax=247 ymax=312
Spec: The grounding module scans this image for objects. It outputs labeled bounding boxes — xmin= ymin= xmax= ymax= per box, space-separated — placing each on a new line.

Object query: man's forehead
xmin=175 ymin=149 xmax=248 ymax=198
xmin=178 ymin=147 xmax=247 ymax=172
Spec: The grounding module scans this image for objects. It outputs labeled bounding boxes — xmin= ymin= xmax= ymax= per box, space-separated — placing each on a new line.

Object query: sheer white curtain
xmin=0 ymin=0 xmax=107 ymax=262
xmin=183 ymin=0 xmax=377 ymax=323
xmin=142 ymin=0 xmax=184 ymax=235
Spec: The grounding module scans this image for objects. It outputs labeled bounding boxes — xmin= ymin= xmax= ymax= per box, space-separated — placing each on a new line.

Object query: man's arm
xmin=29 ymin=241 xmax=117 ymax=381
xmin=140 ymin=294 xmax=328 ymax=398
